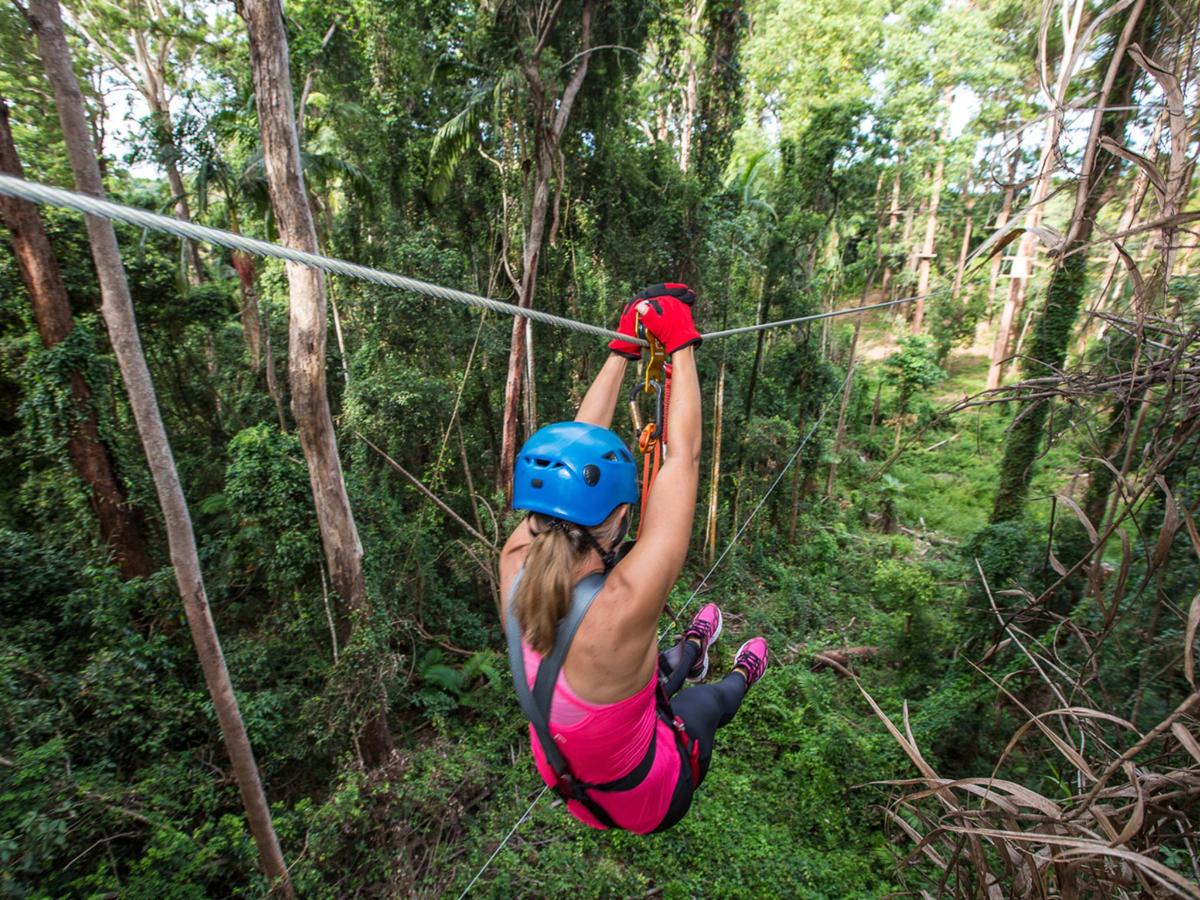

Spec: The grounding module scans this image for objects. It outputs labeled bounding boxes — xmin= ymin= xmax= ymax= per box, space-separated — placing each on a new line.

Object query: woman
xmin=500 ymin=284 xmax=769 ymax=834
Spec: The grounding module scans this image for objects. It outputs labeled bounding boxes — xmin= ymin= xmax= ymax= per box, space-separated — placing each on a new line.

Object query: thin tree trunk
xmin=913 ymin=87 xmax=954 ymax=333
xmin=24 ymin=2 xmax=291 ymax=891
xmin=986 ymin=0 xmax=1086 ymax=391
xmin=499 ymin=0 xmax=595 ymax=500
xmin=787 ymin=415 xmax=807 ymax=544
xmin=990 ymin=0 xmax=1146 ymax=523
xmin=162 ymin=151 xmax=205 ymax=284
xmin=951 ymin=177 xmax=975 ymax=303
xmin=881 ymin=166 xmax=902 ymax=297
xmin=899 ymin=196 xmax=920 ymax=309
xmin=743 ymin=274 xmax=768 ymax=416
xmin=0 ymin=97 xmax=152 ymax=579
xmin=826 ymin=277 xmax=873 ymax=496
xmin=678 ymin=0 xmax=702 ymax=173
xmin=979 ymin=146 xmax=1019 ymax=345
xmin=231 ymin=249 xmax=287 ymax=429
xmin=704 ymin=357 xmax=725 ymax=565
xmin=237 ymin=0 xmax=392 ymax=765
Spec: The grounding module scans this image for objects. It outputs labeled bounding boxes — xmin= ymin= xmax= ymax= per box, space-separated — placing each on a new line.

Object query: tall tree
xmin=19 ymin=0 xmax=291 ymax=890
xmin=986 ymin=0 xmax=1088 ymax=390
xmin=236 ymin=0 xmax=393 ymax=765
xmin=990 ymin=0 xmax=1150 ymax=523
xmin=0 ymin=97 xmax=151 ymax=578
xmin=912 ymin=86 xmax=954 ymax=333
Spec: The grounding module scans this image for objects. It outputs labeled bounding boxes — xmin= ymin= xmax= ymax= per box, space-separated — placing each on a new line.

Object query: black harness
xmin=505 ymin=571 xmax=700 ymax=832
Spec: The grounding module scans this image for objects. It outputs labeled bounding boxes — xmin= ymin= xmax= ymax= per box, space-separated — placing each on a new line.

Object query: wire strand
xmin=456 ymin=785 xmax=548 ymax=899
xmin=0 ymin=174 xmax=642 ymax=345
xmin=659 ymin=365 xmax=853 ymax=639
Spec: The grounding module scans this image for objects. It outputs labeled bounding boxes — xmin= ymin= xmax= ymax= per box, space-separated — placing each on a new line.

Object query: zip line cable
xmin=458 ymin=370 xmax=852 ymax=896
xmin=0 ymin=174 xmax=639 ymax=345
xmin=0 ymin=174 xmax=928 ymax=344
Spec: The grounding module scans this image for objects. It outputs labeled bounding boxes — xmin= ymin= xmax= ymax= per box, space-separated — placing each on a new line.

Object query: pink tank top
xmin=520 ymin=640 xmax=681 ymax=834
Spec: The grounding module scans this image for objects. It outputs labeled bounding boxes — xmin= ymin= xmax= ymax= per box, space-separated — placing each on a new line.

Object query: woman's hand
xmin=634 ymin=293 xmax=701 ymax=355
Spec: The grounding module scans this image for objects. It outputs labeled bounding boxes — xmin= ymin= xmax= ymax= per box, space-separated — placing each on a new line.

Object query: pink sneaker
xmin=733 ymin=638 xmax=769 ymax=687
xmin=683 ymin=603 xmax=723 ymax=682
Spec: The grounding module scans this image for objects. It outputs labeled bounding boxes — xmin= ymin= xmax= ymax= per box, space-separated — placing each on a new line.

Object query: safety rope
xmin=455 ymin=784 xmax=548 ymax=900
xmin=0 ymin=174 xmax=929 ymax=345
xmin=659 ymin=365 xmax=853 ymax=637
xmin=457 ymin=368 xmax=852 ymax=896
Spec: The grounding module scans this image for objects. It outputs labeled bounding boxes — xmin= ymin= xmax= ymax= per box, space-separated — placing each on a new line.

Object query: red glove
xmin=608 ymin=299 xmax=643 ymax=360
xmin=635 ymin=294 xmax=701 ymax=355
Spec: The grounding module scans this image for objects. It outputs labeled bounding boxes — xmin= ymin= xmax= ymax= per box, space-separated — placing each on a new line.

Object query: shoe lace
xmin=686 ymin=617 xmax=715 ymax=643
xmin=738 ymin=650 xmax=764 ymax=678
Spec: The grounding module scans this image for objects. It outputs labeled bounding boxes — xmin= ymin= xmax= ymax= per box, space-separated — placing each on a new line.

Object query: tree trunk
xmin=678 ymin=0 xmax=702 ymax=173
xmin=826 ymin=279 xmax=872 ymax=496
xmin=951 ymin=177 xmax=975 ymax=303
xmin=237 ymin=0 xmax=393 ymax=766
xmin=24 ymin=2 xmax=291 ymax=891
xmin=0 ymin=97 xmax=152 ymax=580
xmin=880 ymin=166 xmax=902 ymax=297
xmin=787 ymin=417 xmax=806 ymax=544
xmin=131 ymin=23 xmax=204 ymax=287
xmin=498 ymin=0 xmax=596 ymax=501
xmin=990 ymin=1 xmax=1147 ymax=524
xmin=704 ymin=357 xmax=726 ymax=565
xmin=913 ymin=88 xmax=954 ymax=334
xmin=979 ymin=146 xmax=1019 ymax=345
xmin=231 ymin=248 xmax=288 ymax=430
xmin=743 ymin=274 xmax=768 ymax=415
xmin=1076 ymin=114 xmax=1162 ymax=355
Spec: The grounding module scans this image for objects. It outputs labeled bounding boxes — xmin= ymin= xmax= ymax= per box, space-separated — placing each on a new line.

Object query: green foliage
xmin=414 ymin=649 xmax=501 ymax=714
xmin=218 ymin=424 xmax=320 ymax=593
xmin=883 ymin=334 xmax=947 ymax=414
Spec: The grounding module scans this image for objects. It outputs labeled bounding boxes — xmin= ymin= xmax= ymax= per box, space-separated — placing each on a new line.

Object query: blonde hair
xmin=515 ymin=506 xmax=628 ymax=655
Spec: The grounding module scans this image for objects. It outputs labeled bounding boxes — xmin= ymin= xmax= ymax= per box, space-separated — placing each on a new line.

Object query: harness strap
xmin=505 ymin=570 xmax=698 ymax=831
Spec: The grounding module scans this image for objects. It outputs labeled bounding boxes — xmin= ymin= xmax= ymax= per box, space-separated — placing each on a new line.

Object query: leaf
xmin=1186 ymin=590 xmax=1200 ymax=689
xmin=1152 ymin=476 xmax=1182 ymax=571
xmin=1056 ymin=494 xmax=1098 ymax=544
xmin=427 ymin=68 xmax=520 ymax=203
xmin=1170 ymin=722 xmax=1200 ymax=763
xmin=1099 ymin=136 xmax=1168 ymax=210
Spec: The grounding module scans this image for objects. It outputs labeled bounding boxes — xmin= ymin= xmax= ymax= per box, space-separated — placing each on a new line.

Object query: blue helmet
xmin=512 ymin=422 xmax=639 ymax=527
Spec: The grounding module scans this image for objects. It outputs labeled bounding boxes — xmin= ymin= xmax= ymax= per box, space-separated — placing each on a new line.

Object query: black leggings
xmin=659 ymin=639 xmax=748 ymax=785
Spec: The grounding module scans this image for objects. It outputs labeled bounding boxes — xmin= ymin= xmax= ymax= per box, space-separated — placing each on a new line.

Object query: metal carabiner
xmin=630 ymin=376 xmax=665 ymax=443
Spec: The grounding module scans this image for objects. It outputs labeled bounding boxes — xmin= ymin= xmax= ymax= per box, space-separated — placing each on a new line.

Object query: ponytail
xmin=514 ymin=507 xmax=629 ymax=656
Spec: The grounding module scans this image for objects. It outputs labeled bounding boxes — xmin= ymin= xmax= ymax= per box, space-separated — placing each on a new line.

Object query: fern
xmin=426 ymin=68 xmax=520 ymax=203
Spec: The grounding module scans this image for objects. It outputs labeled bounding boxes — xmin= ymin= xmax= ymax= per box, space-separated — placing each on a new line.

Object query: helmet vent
xmin=620 ymin=450 xmax=632 ymax=462
xmin=602 ymin=451 xmax=618 ymax=461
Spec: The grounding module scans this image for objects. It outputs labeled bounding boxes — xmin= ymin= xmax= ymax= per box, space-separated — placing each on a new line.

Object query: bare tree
xmin=20 ymin=0 xmax=291 ymax=891
xmin=236 ymin=0 xmax=394 ymax=766
xmin=0 ymin=97 xmax=152 ymax=579
xmin=497 ymin=0 xmax=598 ymax=500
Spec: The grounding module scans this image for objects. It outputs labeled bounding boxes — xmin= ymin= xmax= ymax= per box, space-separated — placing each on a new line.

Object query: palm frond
xmin=426 ymin=68 xmax=520 ymax=203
